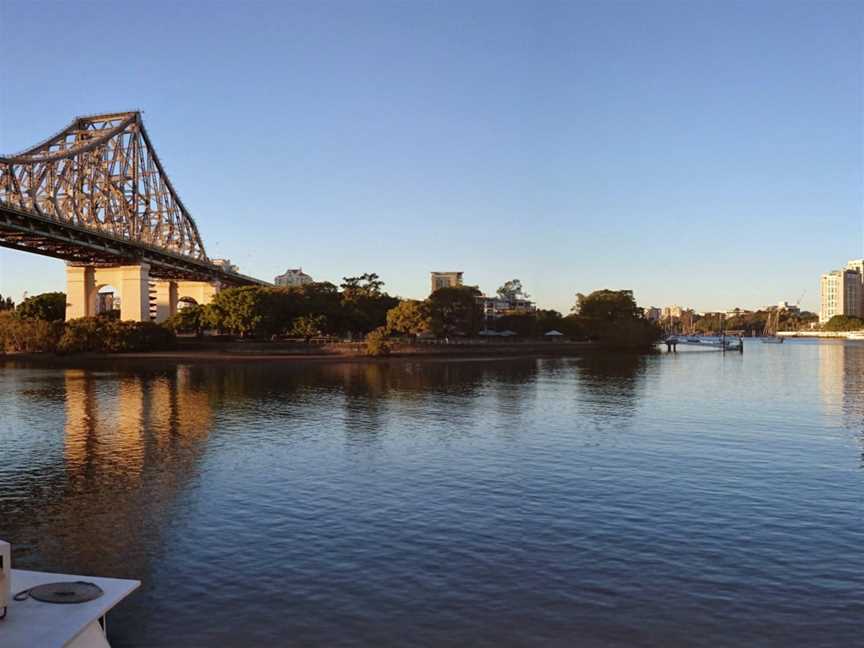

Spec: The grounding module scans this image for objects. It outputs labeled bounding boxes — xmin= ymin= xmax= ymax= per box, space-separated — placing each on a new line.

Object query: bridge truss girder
xmin=0 ymin=112 xmax=207 ymax=261
xmin=0 ymin=204 xmax=259 ymax=284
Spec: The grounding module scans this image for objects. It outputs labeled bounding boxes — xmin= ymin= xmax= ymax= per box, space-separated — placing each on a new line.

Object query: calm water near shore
xmin=2 ymin=340 xmax=864 ymax=647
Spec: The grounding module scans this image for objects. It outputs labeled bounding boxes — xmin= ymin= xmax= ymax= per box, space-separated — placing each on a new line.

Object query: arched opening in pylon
xmin=95 ymin=284 xmax=120 ymax=318
xmin=178 ymin=296 xmax=198 ymax=311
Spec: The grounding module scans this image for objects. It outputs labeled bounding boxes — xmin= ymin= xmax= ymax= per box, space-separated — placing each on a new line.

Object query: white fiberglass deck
xmin=1 ymin=569 xmax=139 ymax=648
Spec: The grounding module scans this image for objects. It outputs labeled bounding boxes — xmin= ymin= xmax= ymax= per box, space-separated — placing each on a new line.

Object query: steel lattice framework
xmin=0 ymin=112 xmax=264 ymax=285
xmin=0 ymin=111 xmax=207 ymax=260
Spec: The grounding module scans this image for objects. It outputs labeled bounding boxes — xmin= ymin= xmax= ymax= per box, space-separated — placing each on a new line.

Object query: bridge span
xmin=0 ymin=111 xmax=268 ymax=321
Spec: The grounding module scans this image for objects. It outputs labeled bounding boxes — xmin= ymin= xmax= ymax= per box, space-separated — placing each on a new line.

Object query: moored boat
xmin=761 ymin=310 xmax=784 ymax=344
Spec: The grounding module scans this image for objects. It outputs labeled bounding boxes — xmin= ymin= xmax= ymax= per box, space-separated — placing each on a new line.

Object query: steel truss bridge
xmin=0 ymin=111 xmax=263 ymax=285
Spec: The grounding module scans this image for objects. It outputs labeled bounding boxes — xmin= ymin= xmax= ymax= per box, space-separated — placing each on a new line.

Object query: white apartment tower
xmin=820 ymin=269 xmax=862 ymax=323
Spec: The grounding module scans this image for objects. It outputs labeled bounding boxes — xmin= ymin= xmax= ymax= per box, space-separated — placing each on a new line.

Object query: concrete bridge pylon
xmin=65 ymin=263 xmax=220 ymax=323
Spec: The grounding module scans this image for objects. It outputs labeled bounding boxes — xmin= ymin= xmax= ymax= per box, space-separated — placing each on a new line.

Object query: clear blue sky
xmin=1 ymin=0 xmax=861 ymax=313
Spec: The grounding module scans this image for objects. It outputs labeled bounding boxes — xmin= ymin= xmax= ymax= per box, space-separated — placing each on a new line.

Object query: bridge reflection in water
xmin=4 ymin=366 xmax=215 ymax=580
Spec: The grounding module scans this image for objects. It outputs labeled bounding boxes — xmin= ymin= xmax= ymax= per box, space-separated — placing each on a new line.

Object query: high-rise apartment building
xmin=820 ymin=269 xmax=862 ymax=323
xmin=844 ymin=259 xmax=864 ymax=315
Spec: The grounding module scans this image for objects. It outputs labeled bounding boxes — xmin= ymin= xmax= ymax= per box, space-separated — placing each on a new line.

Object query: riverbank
xmin=0 ymin=339 xmax=600 ymax=365
xmin=777 ymin=331 xmax=864 ymax=339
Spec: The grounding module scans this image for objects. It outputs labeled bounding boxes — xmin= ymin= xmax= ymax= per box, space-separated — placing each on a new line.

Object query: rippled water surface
xmin=2 ymin=342 xmax=864 ymax=647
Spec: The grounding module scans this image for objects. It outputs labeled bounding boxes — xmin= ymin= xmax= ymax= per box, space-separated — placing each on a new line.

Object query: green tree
xmin=273 ymin=282 xmax=342 ymax=335
xmin=824 ymin=315 xmax=864 ymax=332
xmin=340 ymin=273 xmax=399 ymax=335
xmin=290 ymin=314 xmax=326 ymax=341
xmin=497 ymin=279 xmax=529 ymax=303
xmin=340 ymin=273 xmax=385 ymax=299
xmin=386 ymin=300 xmax=431 ymax=336
xmin=427 ymin=286 xmax=482 ymax=337
xmin=0 ymin=294 xmax=14 ymax=311
xmin=574 ymin=290 xmax=640 ymax=320
xmin=574 ymin=289 xmax=661 ymax=348
xmin=210 ymin=286 xmax=268 ymax=337
xmin=165 ymin=304 xmax=206 ymax=336
xmin=559 ymin=314 xmax=586 ymax=338
xmin=493 ymin=313 xmax=536 ymax=337
xmin=200 ymin=303 xmax=226 ymax=334
xmin=536 ymin=309 xmax=564 ymax=334
xmin=16 ymin=292 xmax=67 ymax=321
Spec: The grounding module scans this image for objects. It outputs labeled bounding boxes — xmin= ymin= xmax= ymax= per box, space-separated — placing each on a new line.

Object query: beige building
xmin=430 ymin=271 xmax=463 ymax=294
xmin=643 ymin=306 xmax=661 ymax=322
xmin=275 ymin=268 xmax=314 ymax=287
xmin=820 ymin=269 xmax=862 ymax=323
xmin=661 ymin=305 xmax=684 ymax=320
xmin=211 ymin=258 xmax=239 ymax=274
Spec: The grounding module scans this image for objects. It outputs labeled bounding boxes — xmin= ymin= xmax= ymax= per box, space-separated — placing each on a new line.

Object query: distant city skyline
xmin=1 ymin=0 xmax=862 ymax=314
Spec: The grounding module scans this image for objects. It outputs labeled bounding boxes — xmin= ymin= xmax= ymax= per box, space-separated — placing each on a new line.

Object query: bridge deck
xmin=0 ymin=203 xmax=266 ymax=286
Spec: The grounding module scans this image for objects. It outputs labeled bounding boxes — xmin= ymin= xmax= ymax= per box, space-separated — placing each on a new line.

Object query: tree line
xmin=0 ymin=291 xmax=172 ymax=353
xmin=0 ymin=280 xmax=664 ymax=353
xmin=167 ymin=273 xmax=400 ymax=338
xmin=662 ymin=309 xmax=819 ymax=335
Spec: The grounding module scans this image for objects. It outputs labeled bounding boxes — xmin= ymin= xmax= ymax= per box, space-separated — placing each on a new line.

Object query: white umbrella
xmin=499 ymin=330 xmax=517 ymax=336
xmin=544 ymin=330 xmax=564 ymax=336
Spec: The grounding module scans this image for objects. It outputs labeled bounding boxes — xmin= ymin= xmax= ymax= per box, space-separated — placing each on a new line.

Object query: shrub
xmin=365 ymin=326 xmax=391 ymax=356
xmin=57 ymin=317 xmax=174 ymax=354
xmin=0 ymin=312 xmax=64 ymax=352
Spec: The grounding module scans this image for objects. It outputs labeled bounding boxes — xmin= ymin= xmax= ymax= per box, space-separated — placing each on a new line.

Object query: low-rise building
xmin=275 ymin=268 xmax=314 ymax=287
xmin=725 ymin=307 xmax=753 ymax=318
xmin=430 ymin=271 xmax=463 ymax=293
xmin=477 ymin=295 xmax=536 ymax=320
xmin=643 ymin=306 xmax=661 ymax=322
xmin=212 ymin=258 xmax=238 ymax=274
xmin=773 ymin=301 xmax=800 ymax=314
xmin=662 ymin=305 xmax=685 ymax=320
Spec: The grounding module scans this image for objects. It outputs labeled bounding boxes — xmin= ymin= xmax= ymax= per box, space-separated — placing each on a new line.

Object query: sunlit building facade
xmin=430 ymin=271 xmax=463 ymax=294
xmin=820 ymin=269 xmax=862 ymax=323
xmin=275 ymin=268 xmax=314 ymax=287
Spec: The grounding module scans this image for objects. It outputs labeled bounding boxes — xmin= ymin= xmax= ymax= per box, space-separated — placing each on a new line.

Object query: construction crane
xmin=796 ymin=290 xmax=806 ymax=308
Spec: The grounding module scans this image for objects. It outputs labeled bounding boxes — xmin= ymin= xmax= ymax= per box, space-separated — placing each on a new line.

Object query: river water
xmin=1 ymin=341 xmax=863 ymax=647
